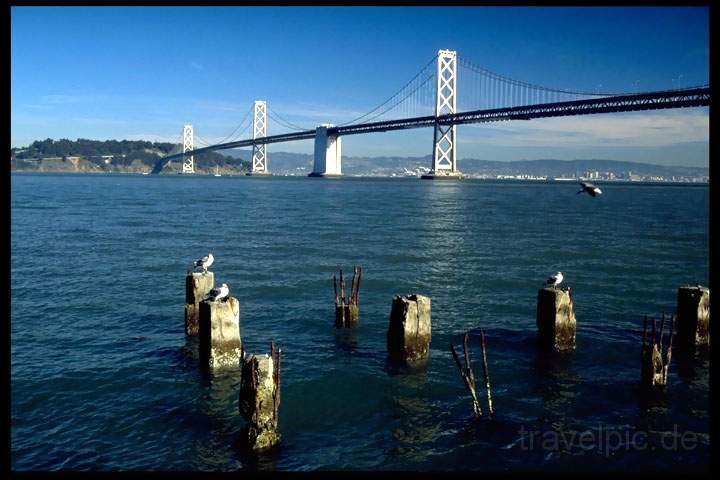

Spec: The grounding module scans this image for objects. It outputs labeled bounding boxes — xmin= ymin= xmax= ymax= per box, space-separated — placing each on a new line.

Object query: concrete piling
xmin=185 ymin=271 xmax=215 ymax=336
xmin=676 ymin=285 xmax=710 ymax=346
xmin=239 ymin=342 xmax=281 ymax=451
xmin=334 ymin=267 xmax=362 ymax=328
xmin=536 ymin=286 xmax=576 ymax=351
xmin=387 ymin=294 xmax=432 ymax=364
xmin=198 ymin=296 xmax=242 ymax=369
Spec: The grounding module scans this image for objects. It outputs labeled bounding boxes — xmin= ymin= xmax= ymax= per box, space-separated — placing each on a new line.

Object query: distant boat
xmin=142 ymin=172 xmax=149 ymax=175
xmin=214 ymin=166 xmax=221 ymax=177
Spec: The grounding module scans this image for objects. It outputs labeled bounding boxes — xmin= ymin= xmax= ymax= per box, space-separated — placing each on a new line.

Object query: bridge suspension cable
xmin=459 ymin=57 xmax=629 ymax=98
xmin=190 ymin=104 xmax=256 ymax=148
xmin=213 ymin=105 xmax=255 ymax=144
xmin=338 ymin=53 xmax=438 ymax=126
xmin=267 ymin=108 xmax=310 ymax=132
xmin=203 ymin=105 xmax=254 ymax=145
xmin=458 ymin=56 xmax=710 ymax=112
xmin=352 ymin=73 xmax=436 ymax=125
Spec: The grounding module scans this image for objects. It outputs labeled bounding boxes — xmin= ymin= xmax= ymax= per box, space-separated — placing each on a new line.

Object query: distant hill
xmin=11 ymin=138 xmax=249 ymax=174
xmin=221 ymin=149 xmax=707 ymax=178
xmin=11 ymin=140 xmax=707 ymax=178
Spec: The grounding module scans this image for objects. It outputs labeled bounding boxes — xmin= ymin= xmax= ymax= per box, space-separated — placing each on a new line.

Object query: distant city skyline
xmin=11 ymin=6 xmax=709 ymax=167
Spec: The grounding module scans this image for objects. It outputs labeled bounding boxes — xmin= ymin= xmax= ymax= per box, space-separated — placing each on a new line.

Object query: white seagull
xmin=577 ymin=182 xmax=602 ymax=197
xmin=207 ymin=283 xmax=229 ymax=302
xmin=194 ymin=253 xmax=214 ymax=273
xmin=544 ymin=272 xmax=564 ymax=289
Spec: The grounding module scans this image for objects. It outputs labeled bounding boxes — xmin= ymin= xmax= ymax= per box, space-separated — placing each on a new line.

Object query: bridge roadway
xmin=152 ymin=87 xmax=710 ymax=173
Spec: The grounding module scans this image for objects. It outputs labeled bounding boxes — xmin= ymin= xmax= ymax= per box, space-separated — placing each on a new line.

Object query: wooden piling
xmin=676 ymin=285 xmax=710 ymax=346
xmin=239 ymin=342 xmax=282 ymax=451
xmin=334 ymin=267 xmax=362 ymax=328
xmin=536 ymin=286 xmax=576 ymax=351
xmin=185 ymin=271 xmax=215 ymax=336
xmin=641 ymin=314 xmax=674 ymax=388
xmin=387 ymin=294 xmax=432 ymax=364
xmin=198 ymin=296 xmax=241 ymax=369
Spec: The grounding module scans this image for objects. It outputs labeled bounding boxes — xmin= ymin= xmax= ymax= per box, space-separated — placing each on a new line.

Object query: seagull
xmin=577 ymin=182 xmax=602 ymax=197
xmin=544 ymin=272 xmax=564 ymax=289
xmin=194 ymin=253 xmax=214 ymax=273
xmin=207 ymin=283 xmax=229 ymax=302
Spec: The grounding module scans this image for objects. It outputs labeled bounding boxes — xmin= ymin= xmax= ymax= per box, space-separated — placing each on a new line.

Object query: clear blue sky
xmin=11 ymin=6 xmax=709 ymax=166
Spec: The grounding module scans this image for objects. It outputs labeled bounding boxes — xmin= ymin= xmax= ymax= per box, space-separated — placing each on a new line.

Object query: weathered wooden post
xmin=676 ymin=284 xmax=710 ymax=346
xmin=239 ymin=342 xmax=281 ymax=451
xmin=387 ymin=294 xmax=432 ymax=365
xmin=198 ymin=296 xmax=241 ymax=369
xmin=334 ymin=267 xmax=362 ymax=327
xmin=536 ymin=286 xmax=576 ymax=351
xmin=185 ymin=271 xmax=215 ymax=336
xmin=641 ymin=314 xmax=674 ymax=388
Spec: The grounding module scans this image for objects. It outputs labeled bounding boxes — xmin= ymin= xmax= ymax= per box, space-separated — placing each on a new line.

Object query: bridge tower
xmin=422 ymin=49 xmax=463 ymax=180
xmin=182 ymin=124 xmax=194 ymax=174
xmin=309 ymin=124 xmax=342 ymax=177
xmin=248 ymin=100 xmax=269 ymax=175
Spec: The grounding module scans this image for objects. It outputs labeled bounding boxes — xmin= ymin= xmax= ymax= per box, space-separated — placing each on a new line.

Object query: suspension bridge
xmin=153 ymin=49 xmax=710 ymax=178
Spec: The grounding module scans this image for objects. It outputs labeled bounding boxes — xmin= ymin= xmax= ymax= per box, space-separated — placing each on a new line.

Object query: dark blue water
xmin=11 ymin=173 xmax=709 ymax=471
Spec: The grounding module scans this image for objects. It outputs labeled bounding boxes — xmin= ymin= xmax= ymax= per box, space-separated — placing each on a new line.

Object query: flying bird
xmin=194 ymin=253 xmax=214 ymax=273
xmin=207 ymin=283 xmax=229 ymax=302
xmin=577 ymin=182 xmax=602 ymax=197
xmin=544 ymin=272 xmax=564 ymax=289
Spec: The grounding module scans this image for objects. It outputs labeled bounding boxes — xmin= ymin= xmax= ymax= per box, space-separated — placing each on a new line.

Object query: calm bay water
xmin=11 ymin=173 xmax=709 ymax=471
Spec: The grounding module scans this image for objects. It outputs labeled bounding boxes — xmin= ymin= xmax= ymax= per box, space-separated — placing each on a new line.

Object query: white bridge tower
xmin=422 ymin=49 xmax=462 ymax=180
xmin=182 ymin=125 xmax=194 ymax=174
xmin=248 ymin=100 xmax=269 ymax=175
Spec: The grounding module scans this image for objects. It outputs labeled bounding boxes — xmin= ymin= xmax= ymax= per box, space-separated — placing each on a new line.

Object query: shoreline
xmin=10 ymin=170 xmax=709 ymax=186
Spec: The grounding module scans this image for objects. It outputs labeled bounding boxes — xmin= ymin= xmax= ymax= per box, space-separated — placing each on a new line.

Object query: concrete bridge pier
xmin=309 ymin=125 xmax=342 ymax=177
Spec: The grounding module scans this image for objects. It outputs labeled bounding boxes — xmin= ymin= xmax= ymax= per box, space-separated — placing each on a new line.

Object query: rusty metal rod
xmin=479 ymin=329 xmax=494 ymax=417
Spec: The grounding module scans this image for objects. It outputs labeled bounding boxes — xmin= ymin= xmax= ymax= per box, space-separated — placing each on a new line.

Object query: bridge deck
xmin=153 ymin=87 xmax=709 ymax=173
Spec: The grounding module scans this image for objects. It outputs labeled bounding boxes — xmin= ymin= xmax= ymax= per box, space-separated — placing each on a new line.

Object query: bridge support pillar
xmin=309 ymin=125 xmax=342 ymax=177
xmin=247 ymin=101 xmax=270 ymax=176
xmin=422 ymin=49 xmax=463 ymax=180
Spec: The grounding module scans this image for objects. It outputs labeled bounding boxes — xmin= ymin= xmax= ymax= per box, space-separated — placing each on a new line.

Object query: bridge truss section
xmin=431 ymin=49 xmax=459 ymax=175
xmin=182 ymin=125 xmax=194 ymax=174
xmin=251 ymin=101 xmax=268 ymax=174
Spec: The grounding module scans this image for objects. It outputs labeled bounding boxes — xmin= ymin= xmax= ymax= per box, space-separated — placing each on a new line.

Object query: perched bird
xmin=194 ymin=253 xmax=214 ymax=273
xmin=207 ymin=283 xmax=229 ymax=302
xmin=577 ymin=182 xmax=602 ymax=197
xmin=544 ymin=272 xmax=564 ymax=289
